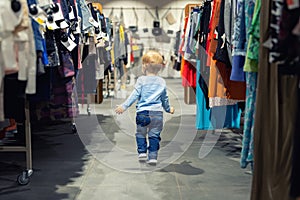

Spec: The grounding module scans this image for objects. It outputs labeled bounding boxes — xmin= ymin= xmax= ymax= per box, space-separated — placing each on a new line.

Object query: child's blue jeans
xmin=135 ymin=110 xmax=163 ymax=160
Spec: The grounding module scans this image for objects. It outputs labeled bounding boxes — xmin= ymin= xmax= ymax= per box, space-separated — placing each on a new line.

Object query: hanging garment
xmin=215 ymin=61 xmax=246 ymax=100
xmin=28 ymin=0 xmax=49 ymax=65
xmin=49 ymin=67 xmax=78 ymax=120
xmin=207 ymin=0 xmax=222 ymax=56
xmin=113 ymin=24 xmax=126 ymax=60
xmin=207 ymin=0 xmax=237 ymax=107
xmin=184 ymin=7 xmax=201 ymax=62
xmin=199 ymin=1 xmax=212 ymax=50
xmin=198 ymin=1 xmax=212 ymax=109
xmin=224 ymin=0 xmax=236 ymax=64
xmin=251 ymin=0 xmax=299 ymax=198
xmin=211 ymin=104 xmax=241 ymax=129
xmin=251 ymin=2 xmax=279 ymax=198
xmin=28 ymin=68 xmax=52 ymax=102
xmin=45 ymin=29 xmax=61 ymax=67
xmin=0 ymin=80 xmax=3 ymax=121
xmin=0 ymin=0 xmax=25 ymax=75
xmin=58 ymin=51 xmax=75 ymax=78
xmin=23 ymin=23 xmax=37 ymax=94
xmin=181 ymin=12 xmax=192 ymax=55
xmin=181 ymin=60 xmax=197 ymax=88
xmin=240 ymin=72 xmax=257 ymax=169
xmin=231 ymin=0 xmax=256 ymax=81
xmin=290 ymin=80 xmax=300 ymax=199
xmin=206 ymin=0 xmax=217 ymax=55
xmin=277 ymin=2 xmax=300 ymax=66
xmin=77 ymin=0 xmax=93 ymax=31
xmin=77 ymin=37 xmax=98 ymax=95
xmin=280 ymin=3 xmax=300 ymax=198
xmin=240 ymin=0 xmax=261 ymax=169
xmin=267 ymin=0 xmax=284 ymax=63
xmin=213 ymin=0 xmax=246 ymax=102
xmin=214 ymin=0 xmax=232 ymax=67
xmin=96 ymin=47 xmax=107 ymax=80
xmin=196 ymin=59 xmax=212 ymax=130
xmin=196 ymin=58 xmax=241 ymax=130
xmin=233 ymin=0 xmax=256 ymax=55
xmin=198 ymin=46 xmax=210 ymax=110
xmin=3 ymin=73 xmax=27 ymax=123
xmin=207 ymin=0 xmax=244 ymax=106
xmin=208 ymin=58 xmax=239 ymax=107
xmin=244 ymin=0 xmax=261 ymax=72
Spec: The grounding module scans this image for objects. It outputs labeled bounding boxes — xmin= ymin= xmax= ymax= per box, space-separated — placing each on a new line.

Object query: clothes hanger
xmin=11 ymin=0 xmax=21 ymax=12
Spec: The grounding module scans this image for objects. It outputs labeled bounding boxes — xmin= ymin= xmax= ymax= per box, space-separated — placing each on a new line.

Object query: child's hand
xmin=115 ymin=105 xmax=125 ymax=114
xmin=170 ymin=106 xmax=175 ymax=114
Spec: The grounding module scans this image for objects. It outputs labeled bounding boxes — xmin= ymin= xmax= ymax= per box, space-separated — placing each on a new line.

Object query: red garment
xmin=181 ymin=60 xmax=197 ymax=88
xmin=207 ymin=0 xmax=221 ymax=56
xmin=129 ymin=36 xmax=134 ymax=64
xmin=215 ymin=61 xmax=246 ymax=100
xmin=206 ymin=0 xmax=217 ymax=54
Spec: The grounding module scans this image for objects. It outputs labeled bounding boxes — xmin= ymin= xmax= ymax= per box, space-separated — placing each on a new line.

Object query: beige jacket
xmin=0 ymin=0 xmax=37 ymax=94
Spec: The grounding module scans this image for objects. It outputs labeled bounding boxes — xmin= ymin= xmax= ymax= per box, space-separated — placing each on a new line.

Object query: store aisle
xmin=0 ymin=78 xmax=251 ymax=200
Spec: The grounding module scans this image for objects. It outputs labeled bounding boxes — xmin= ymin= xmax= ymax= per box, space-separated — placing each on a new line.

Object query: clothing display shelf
xmin=0 ymin=101 xmax=33 ymax=185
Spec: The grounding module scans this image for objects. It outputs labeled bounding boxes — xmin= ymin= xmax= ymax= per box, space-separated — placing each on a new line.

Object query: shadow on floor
xmin=0 ymin=115 xmax=114 ymax=200
xmin=159 ymin=160 xmax=205 ymax=175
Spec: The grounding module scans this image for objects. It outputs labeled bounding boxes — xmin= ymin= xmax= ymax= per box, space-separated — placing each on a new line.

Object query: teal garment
xmin=240 ymin=0 xmax=261 ymax=170
xmin=196 ymin=60 xmax=212 ymax=129
xmin=240 ymin=72 xmax=257 ymax=169
xmin=244 ymin=0 xmax=261 ymax=72
xmin=196 ymin=60 xmax=241 ymax=130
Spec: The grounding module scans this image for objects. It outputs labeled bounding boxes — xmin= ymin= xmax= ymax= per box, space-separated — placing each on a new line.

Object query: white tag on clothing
xmin=69 ymin=6 xmax=75 ymax=21
xmin=37 ymin=0 xmax=52 ymax=7
xmin=30 ymin=5 xmax=47 ymax=25
xmin=70 ymin=33 xmax=75 ymax=41
xmin=89 ymin=17 xmax=99 ymax=27
xmin=52 ymin=3 xmax=64 ymax=22
xmin=60 ymin=20 xmax=69 ymax=29
xmin=61 ymin=37 xmax=77 ymax=51
xmin=46 ymin=20 xmax=59 ymax=30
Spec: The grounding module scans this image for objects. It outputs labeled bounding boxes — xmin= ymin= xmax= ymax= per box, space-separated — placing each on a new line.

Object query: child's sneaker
xmin=147 ymin=159 xmax=157 ymax=165
xmin=138 ymin=153 xmax=147 ymax=161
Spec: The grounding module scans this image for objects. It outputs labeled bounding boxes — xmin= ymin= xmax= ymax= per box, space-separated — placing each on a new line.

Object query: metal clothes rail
xmin=102 ymin=7 xmax=184 ymax=10
xmin=0 ymin=101 xmax=33 ymax=185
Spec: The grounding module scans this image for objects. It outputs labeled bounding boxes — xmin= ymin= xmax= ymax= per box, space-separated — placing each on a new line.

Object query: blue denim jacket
xmin=77 ymin=0 xmax=93 ymax=31
xmin=27 ymin=0 xmax=49 ymax=64
xmin=27 ymin=0 xmax=43 ymax=51
xmin=122 ymin=76 xmax=171 ymax=113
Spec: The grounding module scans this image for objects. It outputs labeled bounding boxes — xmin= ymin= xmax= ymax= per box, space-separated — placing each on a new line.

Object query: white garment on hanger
xmin=0 ymin=0 xmax=23 ymax=75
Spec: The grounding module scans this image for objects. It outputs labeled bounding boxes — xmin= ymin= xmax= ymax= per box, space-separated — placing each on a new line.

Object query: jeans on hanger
xmin=77 ymin=0 xmax=93 ymax=31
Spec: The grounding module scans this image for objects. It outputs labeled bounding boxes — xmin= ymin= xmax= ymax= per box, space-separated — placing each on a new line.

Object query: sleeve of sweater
xmin=161 ymin=87 xmax=171 ymax=113
xmin=121 ymin=77 xmax=142 ymax=110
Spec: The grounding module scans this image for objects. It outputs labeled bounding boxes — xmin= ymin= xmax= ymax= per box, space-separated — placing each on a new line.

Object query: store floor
xmin=0 ymin=78 xmax=252 ymax=200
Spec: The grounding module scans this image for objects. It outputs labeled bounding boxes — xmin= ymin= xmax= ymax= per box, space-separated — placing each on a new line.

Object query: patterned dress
xmin=240 ymin=0 xmax=261 ymax=169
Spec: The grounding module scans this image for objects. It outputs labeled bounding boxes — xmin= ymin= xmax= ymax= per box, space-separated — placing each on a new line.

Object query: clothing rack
xmin=103 ymin=7 xmax=184 ymax=10
xmin=0 ymin=100 xmax=33 ymax=185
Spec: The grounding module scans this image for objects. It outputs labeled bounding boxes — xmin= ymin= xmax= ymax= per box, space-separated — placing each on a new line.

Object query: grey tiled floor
xmin=0 ymin=78 xmax=252 ymax=200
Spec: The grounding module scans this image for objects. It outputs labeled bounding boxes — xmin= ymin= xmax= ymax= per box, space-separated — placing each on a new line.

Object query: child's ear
xmin=142 ymin=64 xmax=146 ymax=74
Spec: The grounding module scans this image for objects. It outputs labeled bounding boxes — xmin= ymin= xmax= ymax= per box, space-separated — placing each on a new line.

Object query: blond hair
xmin=142 ymin=50 xmax=164 ymax=74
